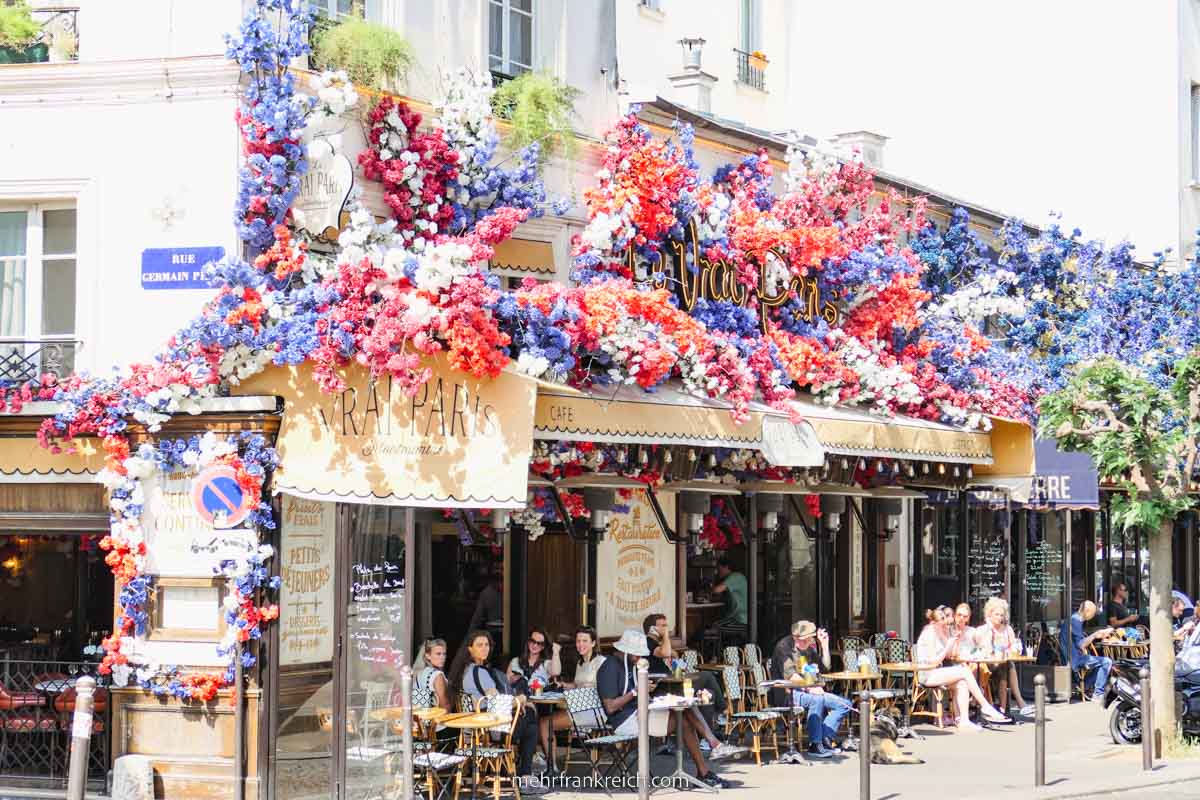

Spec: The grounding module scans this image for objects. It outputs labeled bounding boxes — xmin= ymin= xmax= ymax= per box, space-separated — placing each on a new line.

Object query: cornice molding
xmin=0 ymin=55 xmax=241 ymax=108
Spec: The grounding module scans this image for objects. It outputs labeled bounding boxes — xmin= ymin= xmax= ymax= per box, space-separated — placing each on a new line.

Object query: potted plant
xmin=491 ymin=71 xmax=580 ymax=163
xmin=748 ymin=50 xmax=768 ymax=70
xmin=310 ymin=15 xmax=413 ymax=92
xmin=0 ymin=1 xmax=46 ymax=64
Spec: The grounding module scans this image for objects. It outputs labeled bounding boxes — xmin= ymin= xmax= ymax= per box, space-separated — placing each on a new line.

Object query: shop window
xmin=1025 ymin=512 xmax=1067 ymax=626
xmin=488 ymin=0 xmax=533 ymax=77
xmin=0 ymin=204 xmax=78 ymax=382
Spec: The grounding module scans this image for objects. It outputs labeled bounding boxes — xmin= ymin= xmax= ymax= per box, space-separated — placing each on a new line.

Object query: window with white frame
xmin=739 ymin=0 xmax=760 ymax=53
xmin=0 ymin=204 xmax=78 ymax=381
xmin=488 ymin=0 xmax=533 ymax=77
xmin=313 ymin=0 xmax=380 ymax=22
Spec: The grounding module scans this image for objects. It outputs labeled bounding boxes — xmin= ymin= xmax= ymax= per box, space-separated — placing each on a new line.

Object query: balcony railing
xmin=0 ymin=658 xmax=110 ymax=791
xmin=0 ymin=7 xmax=78 ymax=64
xmin=0 ymin=338 xmax=79 ymax=383
xmin=734 ymin=48 xmax=767 ymax=91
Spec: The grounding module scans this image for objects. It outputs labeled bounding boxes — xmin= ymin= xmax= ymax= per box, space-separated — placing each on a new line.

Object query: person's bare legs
xmin=920 ymin=666 xmax=1007 ymax=724
xmin=1008 ymin=664 xmax=1028 ymax=706
xmin=672 ymin=714 xmax=712 ymax=776
xmin=688 ymin=707 xmax=721 ymax=748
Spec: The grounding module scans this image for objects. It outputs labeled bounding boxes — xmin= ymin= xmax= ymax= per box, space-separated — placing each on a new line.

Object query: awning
xmin=489 ymin=238 xmax=556 ymax=276
xmin=970 ymin=438 xmax=1100 ymax=510
xmin=534 ymin=382 xmax=824 ymax=468
xmin=0 ymin=435 xmax=104 ymax=483
xmin=233 ymin=357 xmax=538 ymax=509
xmin=787 ymin=395 xmax=993 ymax=464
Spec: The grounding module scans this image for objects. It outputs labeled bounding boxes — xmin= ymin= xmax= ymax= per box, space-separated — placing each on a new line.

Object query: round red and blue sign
xmin=191 ymin=465 xmax=252 ymax=529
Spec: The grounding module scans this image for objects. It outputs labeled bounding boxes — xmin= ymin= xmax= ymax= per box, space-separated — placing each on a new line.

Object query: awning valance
xmin=788 ymin=396 xmax=993 ymax=465
xmin=234 ymin=357 xmax=538 ymax=509
xmin=970 ymin=438 xmax=1099 ymax=510
xmin=0 ymin=435 xmax=104 ymax=483
xmin=533 ymin=382 xmax=824 ymax=468
xmin=489 ymin=238 xmax=556 ymax=276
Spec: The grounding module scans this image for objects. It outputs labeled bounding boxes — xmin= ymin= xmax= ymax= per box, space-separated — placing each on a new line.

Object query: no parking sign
xmin=191 ymin=465 xmax=252 ymax=529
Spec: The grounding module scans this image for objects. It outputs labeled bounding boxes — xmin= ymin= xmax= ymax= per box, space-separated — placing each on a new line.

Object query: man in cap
xmin=596 ymin=628 xmax=732 ymax=789
xmin=779 ymin=620 xmax=851 ymax=759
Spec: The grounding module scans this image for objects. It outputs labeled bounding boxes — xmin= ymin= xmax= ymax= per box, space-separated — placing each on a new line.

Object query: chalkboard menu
xmin=348 ymin=560 xmax=406 ymax=668
xmin=968 ymin=515 xmax=1007 ymax=607
xmin=1025 ymin=540 xmax=1065 ymax=610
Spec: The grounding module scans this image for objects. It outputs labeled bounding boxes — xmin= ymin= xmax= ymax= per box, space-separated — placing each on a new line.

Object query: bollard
xmin=400 ymin=663 xmax=414 ymax=800
xmin=66 ymin=676 xmax=96 ymax=800
xmin=1139 ymin=667 xmax=1152 ymax=771
xmin=859 ymin=693 xmax=870 ymax=800
xmin=1034 ymin=674 xmax=1045 ymax=787
xmin=637 ymin=658 xmax=649 ymax=800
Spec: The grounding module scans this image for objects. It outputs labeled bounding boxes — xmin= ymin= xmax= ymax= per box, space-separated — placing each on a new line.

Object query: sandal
xmin=982 ymin=708 xmax=1011 ymax=724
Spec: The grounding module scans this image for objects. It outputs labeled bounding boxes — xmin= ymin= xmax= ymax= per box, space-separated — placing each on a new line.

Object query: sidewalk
xmin=560 ymin=701 xmax=1200 ymax=800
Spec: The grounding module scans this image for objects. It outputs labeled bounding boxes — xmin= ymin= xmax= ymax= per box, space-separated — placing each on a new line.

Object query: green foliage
xmin=491 ymin=72 xmax=580 ymax=161
xmin=1038 ymin=356 xmax=1198 ymax=531
xmin=311 ymin=17 xmax=413 ymax=89
xmin=0 ymin=1 xmax=41 ymax=48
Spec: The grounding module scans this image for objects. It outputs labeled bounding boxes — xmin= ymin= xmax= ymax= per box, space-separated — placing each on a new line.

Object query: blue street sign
xmin=141 ymin=247 xmax=225 ymax=290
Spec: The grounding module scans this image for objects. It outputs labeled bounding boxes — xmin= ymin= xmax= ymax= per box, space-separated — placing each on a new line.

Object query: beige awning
xmin=534 ymin=382 xmax=824 ymax=468
xmin=0 ymin=435 xmax=104 ymax=483
xmin=233 ymin=357 xmax=538 ymax=509
xmin=788 ymin=395 xmax=993 ymax=465
xmin=490 ymin=238 xmax=556 ymax=276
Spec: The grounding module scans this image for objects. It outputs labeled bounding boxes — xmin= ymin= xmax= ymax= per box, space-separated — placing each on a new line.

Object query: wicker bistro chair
xmin=1056 ymin=622 xmax=1103 ymax=700
xmin=562 ymin=687 xmax=637 ymax=782
xmin=682 ymin=649 xmax=701 ymax=671
xmin=723 ymin=646 xmax=742 ymax=667
xmin=839 ymin=636 xmax=867 ymax=672
xmin=720 ymin=666 xmax=780 ymax=766
xmin=455 ymin=694 xmax=522 ymax=800
xmin=749 ymin=663 xmax=802 ymax=750
xmin=881 ymin=639 xmax=910 ymax=667
xmin=407 ymin=686 xmax=464 ymax=800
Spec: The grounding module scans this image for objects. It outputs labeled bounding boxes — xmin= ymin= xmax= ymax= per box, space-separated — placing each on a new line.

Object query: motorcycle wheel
xmin=1109 ymin=701 xmax=1142 ymax=745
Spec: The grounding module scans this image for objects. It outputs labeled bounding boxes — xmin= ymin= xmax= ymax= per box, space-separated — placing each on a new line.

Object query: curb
xmin=975 ymin=765 xmax=1200 ymax=800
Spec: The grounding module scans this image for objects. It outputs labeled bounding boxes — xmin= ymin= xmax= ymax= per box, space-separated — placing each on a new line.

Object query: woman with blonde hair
xmin=915 ymin=606 xmax=1011 ymax=730
xmin=979 ymin=597 xmax=1035 ymax=716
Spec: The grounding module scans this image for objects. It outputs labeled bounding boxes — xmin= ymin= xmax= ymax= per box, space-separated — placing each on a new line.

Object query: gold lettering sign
xmin=279 ymin=496 xmax=336 ymax=665
xmin=630 ymin=219 xmax=840 ymax=334
xmin=233 ymin=358 xmax=538 ymax=508
xmin=597 ymin=491 xmax=677 ymax=637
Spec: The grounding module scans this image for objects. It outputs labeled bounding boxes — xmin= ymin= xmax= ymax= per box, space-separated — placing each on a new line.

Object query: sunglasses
xmin=529 ymin=638 xmax=546 ymax=646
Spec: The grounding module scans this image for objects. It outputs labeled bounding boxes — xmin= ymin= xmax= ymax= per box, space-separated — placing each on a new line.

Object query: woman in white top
xmin=413 ymin=637 xmax=452 ymax=711
xmin=915 ymin=606 xmax=1010 ymax=730
xmin=540 ymin=626 xmax=606 ymax=758
xmin=979 ymin=597 xmax=1034 ymax=716
xmin=507 ymin=626 xmax=562 ymax=691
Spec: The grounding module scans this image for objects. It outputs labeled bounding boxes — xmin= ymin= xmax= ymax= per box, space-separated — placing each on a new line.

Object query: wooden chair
xmin=720 ymin=665 xmax=780 ymax=766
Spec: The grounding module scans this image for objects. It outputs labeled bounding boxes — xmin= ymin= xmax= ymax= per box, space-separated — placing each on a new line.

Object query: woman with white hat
xmin=595 ymin=628 xmax=732 ymax=789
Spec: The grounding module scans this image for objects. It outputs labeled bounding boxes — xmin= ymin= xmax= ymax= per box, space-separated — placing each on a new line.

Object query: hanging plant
xmin=311 ymin=16 xmax=414 ymax=90
xmin=491 ymin=71 xmax=580 ymax=162
xmin=0 ymin=1 xmax=40 ymax=48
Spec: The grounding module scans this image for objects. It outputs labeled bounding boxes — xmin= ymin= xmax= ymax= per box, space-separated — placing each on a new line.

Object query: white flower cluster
xmin=515 ymin=351 xmax=552 ymax=378
xmin=927 ymin=268 xmax=1026 ymax=325
xmin=220 ymin=343 xmax=276 ymax=386
xmin=306 ymin=71 xmax=358 ymax=162
xmin=695 ymin=193 xmax=731 ymax=246
xmin=580 ymin=211 xmax=625 ymax=257
xmin=436 ymin=67 xmax=496 ymax=209
xmin=134 ymin=382 xmax=213 ymax=429
xmin=814 ymin=333 xmax=922 ymax=413
xmin=532 ymin=442 xmax=605 ymax=472
xmin=215 ymin=543 xmax=276 ymax=653
xmin=513 ymin=507 xmax=545 ymax=541
xmin=597 ymin=317 xmax=675 ymax=384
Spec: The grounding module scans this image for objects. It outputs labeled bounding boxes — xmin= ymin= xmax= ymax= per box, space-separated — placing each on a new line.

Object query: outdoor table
xmin=442 ymin=712 xmax=506 ymax=800
xmin=880 ymin=662 xmax=938 ymax=738
xmin=33 ymin=676 xmax=78 ymax=709
xmin=650 ymin=696 xmax=713 ymax=792
xmin=1100 ymin=639 xmax=1147 ymax=660
xmin=759 ymin=678 xmax=824 ymax=764
xmin=528 ymin=691 xmax=566 ymax=774
xmin=955 ymin=656 xmax=1012 ymax=716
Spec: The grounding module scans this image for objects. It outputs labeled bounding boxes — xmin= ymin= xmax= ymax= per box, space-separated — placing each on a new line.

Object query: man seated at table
xmin=1063 ymin=600 xmax=1114 ymax=704
xmin=1106 ymin=582 xmax=1140 ymax=629
xmin=781 ymin=620 xmax=852 ymax=759
xmin=596 ymin=629 xmax=732 ymax=789
xmin=1174 ymin=595 xmax=1198 ymax=640
xmin=643 ymin=613 xmax=726 ymax=729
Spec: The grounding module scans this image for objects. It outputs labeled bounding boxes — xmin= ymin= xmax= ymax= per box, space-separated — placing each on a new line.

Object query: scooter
xmin=1103 ymin=658 xmax=1200 ymax=745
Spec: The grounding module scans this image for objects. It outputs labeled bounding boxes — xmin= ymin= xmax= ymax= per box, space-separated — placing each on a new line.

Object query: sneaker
xmin=956 ymin=720 xmax=982 ymax=732
xmin=1018 ymin=704 xmax=1036 ymax=717
xmin=823 ymin=739 xmax=843 ymax=754
xmin=806 ymin=743 xmax=834 ymax=760
xmin=531 ymin=753 xmax=547 ymax=772
xmin=709 ymin=742 xmax=747 ymax=761
xmin=699 ymin=739 xmax=711 ymax=752
xmin=657 ymin=744 xmax=675 ymax=756
xmin=699 ymin=772 xmax=733 ymax=789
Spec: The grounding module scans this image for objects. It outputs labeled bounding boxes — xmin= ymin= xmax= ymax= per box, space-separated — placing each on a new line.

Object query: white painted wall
xmin=1179 ymin=0 xmax=1200 ymax=265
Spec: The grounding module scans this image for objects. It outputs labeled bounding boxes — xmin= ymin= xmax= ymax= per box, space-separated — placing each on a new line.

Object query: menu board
xmin=349 ymin=560 xmax=406 ymax=667
xmin=279 ymin=496 xmax=336 ymax=666
xmin=968 ymin=516 xmax=1007 ymax=606
xmin=1026 ymin=539 xmax=1066 ymax=607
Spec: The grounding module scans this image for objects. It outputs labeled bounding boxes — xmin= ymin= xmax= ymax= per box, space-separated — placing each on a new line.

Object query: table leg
xmin=655 ymin=708 xmax=713 ymax=793
xmin=546 ymin=714 xmax=559 ymax=777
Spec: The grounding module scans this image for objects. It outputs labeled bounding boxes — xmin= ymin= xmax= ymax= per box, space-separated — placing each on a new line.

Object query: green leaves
xmin=311 ymin=17 xmax=414 ymax=90
xmin=491 ymin=71 xmax=580 ymax=162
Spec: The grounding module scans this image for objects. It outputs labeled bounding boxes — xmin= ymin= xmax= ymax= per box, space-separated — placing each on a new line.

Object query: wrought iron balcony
xmin=0 ymin=6 xmax=78 ymax=64
xmin=0 ymin=338 xmax=79 ymax=384
xmin=734 ymin=48 xmax=767 ymax=91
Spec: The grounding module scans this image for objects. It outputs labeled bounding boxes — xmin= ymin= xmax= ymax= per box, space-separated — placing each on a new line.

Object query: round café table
xmin=443 ymin=712 xmax=506 ymax=800
xmin=880 ymin=662 xmax=938 ymax=737
xmin=649 ymin=696 xmax=713 ymax=792
xmin=528 ymin=692 xmax=566 ymax=774
xmin=759 ymin=678 xmax=824 ymax=764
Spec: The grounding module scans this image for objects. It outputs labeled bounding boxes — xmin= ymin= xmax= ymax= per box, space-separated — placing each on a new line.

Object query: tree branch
xmin=1077 ymin=399 xmax=1130 ymax=432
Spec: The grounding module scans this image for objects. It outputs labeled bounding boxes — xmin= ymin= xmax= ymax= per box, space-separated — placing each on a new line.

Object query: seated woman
xmin=414 ymin=637 xmax=453 ymax=712
xmin=977 ymin=597 xmax=1035 ymax=716
xmin=915 ymin=607 xmax=1010 ymax=731
xmin=449 ymin=629 xmax=543 ymax=792
xmin=539 ymin=625 xmax=606 ymax=756
xmin=507 ymin=626 xmax=562 ymax=693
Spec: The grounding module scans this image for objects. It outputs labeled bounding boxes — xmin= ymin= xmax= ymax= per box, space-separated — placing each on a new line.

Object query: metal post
xmin=234 ymin=642 xmax=245 ymax=800
xmin=637 ymin=658 xmax=650 ymax=800
xmin=66 ymin=675 xmax=96 ymax=800
xmin=1034 ymin=674 xmax=1045 ymax=787
xmin=400 ymin=662 xmax=414 ymax=800
xmin=859 ymin=693 xmax=870 ymax=800
xmin=1139 ymin=667 xmax=1152 ymax=771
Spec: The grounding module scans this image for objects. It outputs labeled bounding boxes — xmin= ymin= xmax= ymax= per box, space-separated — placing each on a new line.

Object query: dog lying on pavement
xmin=842 ymin=711 xmax=925 ymax=765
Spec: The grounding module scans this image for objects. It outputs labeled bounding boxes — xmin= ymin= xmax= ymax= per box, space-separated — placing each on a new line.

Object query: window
xmin=0 ymin=204 xmax=78 ymax=382
xmin=639 ymin=0 xmax=662 ymax=10
xmin=735 ymin=0 xmax=764 ymax=89
xmin=488 ymin=0 xmax=533 ymax=77
xmin=1192 ymin=83 xmax=1200 ymax=183
xmin=314 ymin=0 xmax=360 ymax=19
xmin=739 ymin=0 xmax=759 ymax=52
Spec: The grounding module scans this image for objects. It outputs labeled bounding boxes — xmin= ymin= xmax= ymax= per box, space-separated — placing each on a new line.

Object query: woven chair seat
xmin=456 ymin=746 xmax=512 ymax=759
xmin=584 ymin=733 xmax=637 ymax=747
xmin=415 ymin=752 xmax=467 ymax=770
xmin=733 ymin=710 xmax=780 ymax=721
